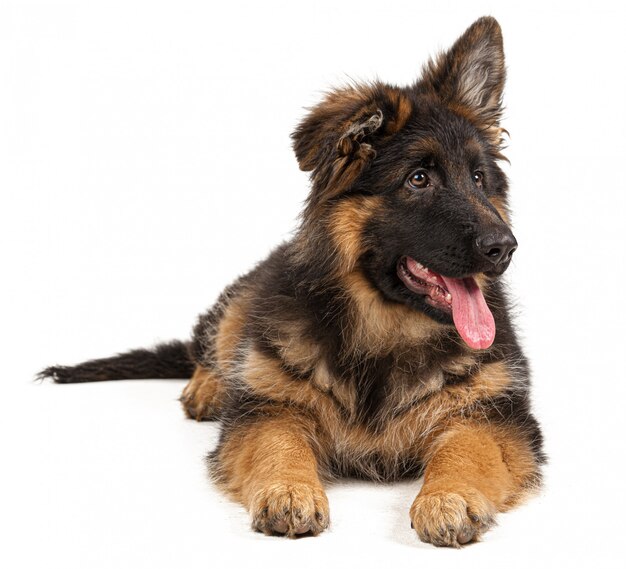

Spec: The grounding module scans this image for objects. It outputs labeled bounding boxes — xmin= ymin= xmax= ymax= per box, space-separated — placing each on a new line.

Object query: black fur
xmin=38 ymin=340 xmax=194 ymax=383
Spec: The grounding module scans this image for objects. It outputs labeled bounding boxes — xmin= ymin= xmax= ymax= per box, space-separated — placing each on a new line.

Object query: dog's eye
xmin=473 ymin=171 xmax=484 ymax=187
xmin=407 ymin=171 xmax=430 ymax=189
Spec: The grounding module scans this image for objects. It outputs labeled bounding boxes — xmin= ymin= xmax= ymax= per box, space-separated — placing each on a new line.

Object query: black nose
xmin=475 ymin=229 xmax=518 ymax=267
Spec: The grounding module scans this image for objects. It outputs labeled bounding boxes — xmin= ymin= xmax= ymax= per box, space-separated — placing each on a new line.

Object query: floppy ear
xmin=291 ymin=85 xmax=387 ymax=212
xmin=421 ymin=16 xmax=506 ymax=143
xmin=292 ymin=87 xmax=383 ymax=172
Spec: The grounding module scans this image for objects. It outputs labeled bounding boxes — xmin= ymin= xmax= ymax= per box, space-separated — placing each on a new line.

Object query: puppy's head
xmin=292 ymin=17 xmax=515 ymax=350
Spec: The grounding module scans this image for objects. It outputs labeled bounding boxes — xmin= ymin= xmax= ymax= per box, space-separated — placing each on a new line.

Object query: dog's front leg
xmin=211 ymin=412 xmax=329 ymax=537
xmin=411 ymin=422 xmax=540 ymax=547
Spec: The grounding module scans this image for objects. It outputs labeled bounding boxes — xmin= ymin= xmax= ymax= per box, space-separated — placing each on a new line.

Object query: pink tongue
xmin=440 ymin=276 xmax=495 ymax=350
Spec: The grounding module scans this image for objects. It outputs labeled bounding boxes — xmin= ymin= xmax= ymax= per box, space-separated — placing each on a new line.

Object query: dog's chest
xmin=311 ymin=352 xmax=478 ymax=480
xmin=319 ymin=350 xmax=473 ymax=422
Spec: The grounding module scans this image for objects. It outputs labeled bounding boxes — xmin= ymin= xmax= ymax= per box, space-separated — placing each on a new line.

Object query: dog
xmin=40 ymin=16 xmax=544 ymax=547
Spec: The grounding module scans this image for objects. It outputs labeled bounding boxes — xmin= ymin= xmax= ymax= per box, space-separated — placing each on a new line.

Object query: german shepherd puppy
xmin=40 ymin=16 xmax=544 ymax=547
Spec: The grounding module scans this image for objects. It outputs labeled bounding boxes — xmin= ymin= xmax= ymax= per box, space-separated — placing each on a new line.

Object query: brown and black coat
xmin=41 ymin=17 xmax=544 ymax=547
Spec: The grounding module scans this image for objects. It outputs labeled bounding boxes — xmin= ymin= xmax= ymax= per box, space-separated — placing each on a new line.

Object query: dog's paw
xmin=180 ymin=370 xmax=222 ymax=420
xmin=410 ymin=488 xmax=496 ymax=547
xmin=250 ymin=482 xmax=330 ymax=538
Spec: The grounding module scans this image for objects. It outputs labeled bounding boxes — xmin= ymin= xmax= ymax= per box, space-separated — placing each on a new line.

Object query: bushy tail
xmin=38 ymin=340 xmax=195 ymax=383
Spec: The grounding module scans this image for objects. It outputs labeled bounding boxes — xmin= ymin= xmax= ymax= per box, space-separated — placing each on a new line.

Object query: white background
xmin=2 ymin=1 xmax=625 ymax=567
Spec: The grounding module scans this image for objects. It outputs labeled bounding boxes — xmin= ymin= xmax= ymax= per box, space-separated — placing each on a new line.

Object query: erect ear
xmin=292 ymin=84 xmax=410 ymax=211
xmin=421 ymin=17 xmax=506 ymax=142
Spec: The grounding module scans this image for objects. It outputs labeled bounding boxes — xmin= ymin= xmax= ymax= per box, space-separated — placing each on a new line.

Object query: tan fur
xmin=341 ymin=270 xmax=442 ymax=357
xmin=411 ymin=421 xmax=539 ymax=546
xmin=490 ymin=195 xmax=511 ymax=224
xmin=449 ymin=101 xmax=507 ymax=149
xmin=327 ymin=195 xmax=383 ymax=275
xmin=326 ymin=194 xmax=445 ymax=356
xmin=238 ymin=347 xmax=519 ymax=481
xmin=212 ymin=413 xmax=329 ymax=537
xmin=271 ymin=320 xmax=322 ymax=374
xmin=326 ymin=144 xmax=376 ymax=200
xmin=181 ymin=366 xmax=224 ymax=420
xmin=214 ymin=292 xmax=250 ymax=371
xmin=384 ymin=91 xmax=412 ymax=134
xmin=241 ymin=347 xmax=350 ymax=426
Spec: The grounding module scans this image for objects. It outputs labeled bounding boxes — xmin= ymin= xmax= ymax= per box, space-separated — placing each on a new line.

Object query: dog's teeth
xmin=445 ymin=293 xmax=452 ymax=302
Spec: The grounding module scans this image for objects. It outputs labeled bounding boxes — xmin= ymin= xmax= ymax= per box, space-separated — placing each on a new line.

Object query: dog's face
xmin=356 ymin=100 xmax=515 ymax=331
xmin=292 ymin=17 xmax=514 ymax=349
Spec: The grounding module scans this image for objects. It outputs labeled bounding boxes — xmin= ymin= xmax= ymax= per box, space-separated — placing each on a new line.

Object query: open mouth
xmin=397 ymin=256 xmax=496 ymax=350
xmin=397 ymin=257 xmax=453 ymax=312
